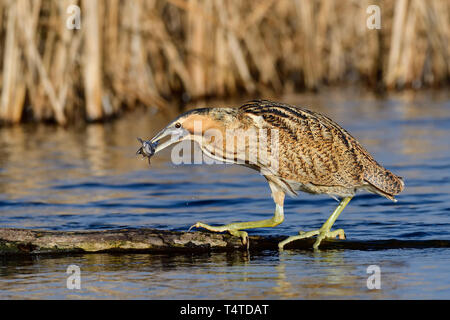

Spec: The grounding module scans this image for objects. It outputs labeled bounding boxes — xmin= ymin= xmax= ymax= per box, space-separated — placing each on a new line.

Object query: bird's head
xmin=137 ymin=107 xmax=237 ymax=160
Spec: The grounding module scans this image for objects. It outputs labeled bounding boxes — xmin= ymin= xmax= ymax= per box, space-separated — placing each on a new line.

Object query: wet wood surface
xmin=1 ymin=227 xmax=449 ymax=255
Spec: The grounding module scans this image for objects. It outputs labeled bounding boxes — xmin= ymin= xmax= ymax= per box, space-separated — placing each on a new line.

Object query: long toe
xmin=313 ymin=229 xmax=346 ymax=249
xmin=188 ymin=222 xmax=226 ymax=233
xmin=229 ymin=230 xmax=249 ymax=247
xmin=278 ymin=229 xmax=320 ymax=250
xmin=188 ymin=222 xmax=249 ymax=247
xmin=187 ymin=222 xmax=200 ymax=232
xmin=327 ymin=228 xmax=346 ymax=240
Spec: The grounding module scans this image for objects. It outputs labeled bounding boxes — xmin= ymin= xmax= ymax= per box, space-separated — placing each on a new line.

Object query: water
xmin=1 ymin=89 xmax=449 ymax=299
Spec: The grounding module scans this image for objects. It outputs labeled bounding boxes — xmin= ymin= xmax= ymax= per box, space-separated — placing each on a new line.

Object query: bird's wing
xmin=238 ymin=100 xmax=369 ymax=189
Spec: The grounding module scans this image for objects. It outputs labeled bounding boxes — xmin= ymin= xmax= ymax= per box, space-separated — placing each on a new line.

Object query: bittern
xmin=137 ymin=100 xmax=404 ymax=249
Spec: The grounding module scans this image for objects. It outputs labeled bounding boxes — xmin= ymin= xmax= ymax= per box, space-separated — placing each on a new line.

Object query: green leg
xmin=189 ymin=203 xmax=284 ymax=246
xmin=279 ymin=196 xmax=352 ymax=250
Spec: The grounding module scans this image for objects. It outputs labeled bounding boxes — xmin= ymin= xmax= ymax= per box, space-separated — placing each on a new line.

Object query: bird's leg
xmin=188 ymin=205 xmax=284 ymax=245
xmin=189 ymin=190 xmax=285 ymax=247
xmin=278 ymin=196 xmax=352 ymax=250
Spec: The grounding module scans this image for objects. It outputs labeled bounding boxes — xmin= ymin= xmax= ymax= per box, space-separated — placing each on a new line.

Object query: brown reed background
xmin=0 ymin=0 xmax=449 ymax=125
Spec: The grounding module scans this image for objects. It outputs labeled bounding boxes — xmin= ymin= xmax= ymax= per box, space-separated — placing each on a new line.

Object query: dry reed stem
xmin=0 ymin=0 xmax=448 ymax=124
xmin=82 ymin=0 xmax=103 ymax=121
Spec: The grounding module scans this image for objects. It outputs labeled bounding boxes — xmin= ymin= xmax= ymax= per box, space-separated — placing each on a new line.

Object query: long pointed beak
xmin=137 ymin=126 xmax=189 ymax=161
xmin=151 ymin=127 xmax=188 ymax=153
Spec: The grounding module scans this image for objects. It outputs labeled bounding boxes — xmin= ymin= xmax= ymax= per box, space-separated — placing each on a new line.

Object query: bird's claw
xmin=335 ymin=229 xmax=346 ymax=240
xmin=187 ymin=222 xmax=200 ymax=232
xmin=188 ymin=222 xmax=249 ymax=248
xmin=243 ymin=234 xmax=249 ymax=246
xmin=280 ymin=228 xmax=346 ymax=250
xmin=228 ymin=230 xmax=249 ymax=248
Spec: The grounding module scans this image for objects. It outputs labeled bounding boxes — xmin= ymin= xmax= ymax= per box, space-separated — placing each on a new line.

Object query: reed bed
xmin=0 ymin=0 xmax=448 ymax=124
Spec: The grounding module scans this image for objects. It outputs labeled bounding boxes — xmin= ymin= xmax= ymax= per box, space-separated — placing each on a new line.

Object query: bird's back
xmin=238 ymin=100 xmax=404 ymax=200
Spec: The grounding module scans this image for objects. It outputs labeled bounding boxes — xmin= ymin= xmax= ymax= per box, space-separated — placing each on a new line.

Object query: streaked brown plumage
xmin=238 ymin=100 xmax=404 ymax=201
xmin=138 ymin=99 xmax=404 ymax=249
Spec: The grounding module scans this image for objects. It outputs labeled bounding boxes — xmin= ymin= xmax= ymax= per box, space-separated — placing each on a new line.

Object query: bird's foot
xmin=278 ymin=228 xmax=346 ymax=250
xmin=188 ymin=222 xmax=249 ymax=247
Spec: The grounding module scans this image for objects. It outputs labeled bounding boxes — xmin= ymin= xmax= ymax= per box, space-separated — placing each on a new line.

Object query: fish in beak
xmin=136 ymin=125 xmax=189 ymax=165
xmin=136 ymin=138 xmax=156 ymax=164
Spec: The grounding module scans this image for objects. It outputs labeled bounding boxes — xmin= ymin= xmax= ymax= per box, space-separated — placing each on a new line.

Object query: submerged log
xmin=1 ymin=227 xmax=449 ymax=256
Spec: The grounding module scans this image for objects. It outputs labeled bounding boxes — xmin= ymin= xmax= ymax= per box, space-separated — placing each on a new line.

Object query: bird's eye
xmin=175 ymin=122 xmax=181 ymax=128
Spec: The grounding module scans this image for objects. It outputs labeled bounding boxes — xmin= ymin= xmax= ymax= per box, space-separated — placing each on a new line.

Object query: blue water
xmin=1 ymin=89 xmax=449 ymax=299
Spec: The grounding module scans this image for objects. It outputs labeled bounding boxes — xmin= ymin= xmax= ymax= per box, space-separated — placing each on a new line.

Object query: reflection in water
xmin=1 ymin=248 xmax=448 ymax=299
xmin=275 ymin=250 xmax=366 ymax=299
xmin=1 ymin=89 xmax=450 ymax=298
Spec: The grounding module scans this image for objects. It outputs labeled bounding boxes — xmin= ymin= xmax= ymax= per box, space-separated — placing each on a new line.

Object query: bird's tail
xmin=364 ymin=167 xmax=404 ymax=202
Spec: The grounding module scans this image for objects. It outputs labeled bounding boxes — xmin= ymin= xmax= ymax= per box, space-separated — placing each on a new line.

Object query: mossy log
xmin=1 ymin=228 xmax=449 ymax=256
